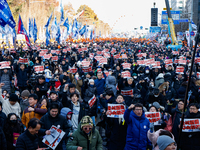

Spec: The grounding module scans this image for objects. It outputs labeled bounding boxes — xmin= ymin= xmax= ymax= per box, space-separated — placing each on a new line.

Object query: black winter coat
xmin=180 ymin=112 xmax=200 ymax=150
xmin=35 ymin=81 xmax=48 ymax=100
xmin=15 ymin=65 xmax=31 ymax=88
xmin=16 ymin=130 xmax=39 ymax=150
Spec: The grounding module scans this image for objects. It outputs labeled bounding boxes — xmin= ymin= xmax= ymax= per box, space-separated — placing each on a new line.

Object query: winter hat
xmin=127 ymin=77 xmax=133 ymax=81
xmin=21 ymin=90 xmax=30 ymax=98
xmin=80 ymin=116 xmax=94 ymax=128
xmin=89 ymin=79 xmax=94 ymax=84
xmin=9 ymin=94 xmax=19 ymax=102
xmin=60 ymin=108 xmax=72 ymax=119
xmin=153 ymin=102 xmax=161 ymax=110
xmin=157 ymin=135 xmax=175 ymax=150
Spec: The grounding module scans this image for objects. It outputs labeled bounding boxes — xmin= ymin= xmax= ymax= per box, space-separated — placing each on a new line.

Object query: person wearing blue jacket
xmin=95 ymin=72 xmax=106 ymax=96
xmin=124 ymin=103 xmax=152 ymax=150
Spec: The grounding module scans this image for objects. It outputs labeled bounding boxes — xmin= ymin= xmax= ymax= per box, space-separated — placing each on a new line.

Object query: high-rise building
xmin=171 ymin=0 xmax=185 ymax=11
xmin=185 ymin=0 xmax=200 ymax=25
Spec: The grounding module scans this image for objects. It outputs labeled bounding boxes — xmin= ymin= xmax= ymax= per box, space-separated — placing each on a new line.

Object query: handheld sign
xmin=107 ymin=104 xmax=126 ymax=118
xmin=181 ymin=119 xmax=200 ymax=132
xmin=121 ymin=89 xmax=133 ymax=96
xmin=88 ymin=95 xmax=96 ymax=108
xmin=19 ymin=57 xmax=29 ymax=64
xmin=0 ymin=61 xmax=10 ymax=69
xmin=34 ymin=65 xmax=44 ymax=73
xmin=145 ymin=112 xmax=161 ymax=125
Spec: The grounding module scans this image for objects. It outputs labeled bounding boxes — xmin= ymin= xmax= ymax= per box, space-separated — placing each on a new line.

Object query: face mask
xmin=10 ymin=120 xmax=17 ymax=124
xmin=3 ymin=93 xmax=6 ymax=96
xmin=75 ymin=75 xmax=79 ymax=78
xmin=133 ymin=76 xmax=137 ymax=79
xmin=55 ymin=71 xmax=58 ymax=74
xmin=146 ymin=70 xmax=149 ymax=74
xmin=154 ymin=95 xmax=159 ymax=97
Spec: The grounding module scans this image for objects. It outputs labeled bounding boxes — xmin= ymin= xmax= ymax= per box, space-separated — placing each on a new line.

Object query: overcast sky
xmin=62 ymin=0 xmax=166 ymax=32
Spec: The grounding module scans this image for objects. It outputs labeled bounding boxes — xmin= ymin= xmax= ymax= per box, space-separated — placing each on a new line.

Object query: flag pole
xmin=177 ymin=21 xmax=200 ymax=149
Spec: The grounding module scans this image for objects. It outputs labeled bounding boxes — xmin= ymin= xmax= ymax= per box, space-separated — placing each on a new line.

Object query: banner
xmin=121 ymin=54 xmax=127 ymax=59
xmin=111 ymin=48 xmax=116 ymax=54
xmin=137 ymin=60 xmax=144 ymax=65
xmin=19 ymin=57 xmax=29 ymax=64
xmin=121 ymin=89 xmax=133 ymax=96
xmin=82 ymin=67 xmax=92 ymax=73
xmin=88 ymin=95 xmax=96 ymax=108
xmin=172 ymin=51 xmax=179 ymax=55
xmin=176 ymin=66 xmax=184 ymax=74
xmin=69 ymin=68 xmax=77 ymax=74
xmin=152 ymin=61 xmax=161 ymax=68
xmin=94 ymin=56 xmax=103 ymax=61
xmin=99 ymin=58 xmax=107 ymax=64
xmin=121 ymin=71 xmax=131 ymax=78
xmin=51 ymin=56 xmax=58 ymax=61
xmin=181 ymin=118 xmax=200 ymax=132
xmin=34 ymin=65 xmax=44 ymax=73
xmin=107 ymin=104 xmax=126 ymax=118
xmin=114 ymin=54 xmax=120 ymax=59
xmin=43 ymin=125 xmax=65 ymax=150
xmin=0 ymin=61 xmax=10 ymax=69
xmin=122 ymin=63 xmax=131 ymax=69
xmin=137 ymin=53 xmax=147 ymax=58
xmin=81 ymin=61 xmax=90 ymax=67
xmin=145 ymin=112 xmax=161 ymax=125
xmin=43 ymin=54 xmax=51 ymax=60
xmin=103 ymin=53 xmax=110 ymax=58
xmin=165 ymin=59 xmax=173 ymax=65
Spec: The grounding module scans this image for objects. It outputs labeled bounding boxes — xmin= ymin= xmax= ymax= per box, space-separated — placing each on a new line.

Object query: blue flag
xmin=33 ymin=18 xmax=37 ymax=42
xmin=90 ymin=30 xmax=93 ymax=40
xmin=60 ymin=0 xmax=64 ymax=24
xmin=56 ymin=25 xmax=61 ymax=43
xmin=63 ymin=18 xmax=69 ymax=31
xmin=45 ymin=13 xmax=52 ymax=28
xmin=79 ymin=25 xmax=86 ymax=36
xmin=28 ymin=18 xmax=33 ymax=38
xmin=0 ymin=0 xmax=16 ymax=28
xmin=46 ymin=28 xmax=50 ymax=46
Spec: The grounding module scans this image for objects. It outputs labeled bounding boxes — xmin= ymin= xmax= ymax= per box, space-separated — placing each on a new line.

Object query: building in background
xmin=171 ymin=0 xmax=185 ymax=11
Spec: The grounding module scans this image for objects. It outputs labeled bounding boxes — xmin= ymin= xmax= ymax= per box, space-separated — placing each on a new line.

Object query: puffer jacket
xmin=66 ymin=122 xmax=103 ymax=150
xmin=124 ymin=109 xmax=151 ymax=150
xmin=0 ymin=70 xmax=11 ymax=93
xmin=106 ymin=75 xmax=117 ymax=96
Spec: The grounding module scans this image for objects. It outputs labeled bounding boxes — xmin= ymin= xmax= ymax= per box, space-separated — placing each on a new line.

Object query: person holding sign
xmin=179 ymin=103 xmax=200 ymax=150
xmin=106 ymin=95 xmax=127 ymax=150
xmin=124 ymin=103 xmax=152 ymax=150
xmin=66 ymin=115 xmax=103 ymax=150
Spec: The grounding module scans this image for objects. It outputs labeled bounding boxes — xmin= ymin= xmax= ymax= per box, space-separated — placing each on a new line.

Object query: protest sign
xmin=152 ymin=61 xmax=161 ymax=68
xmin=89 ymin=53 xmax=94 ymax=59
xmin=111 ymin=48 xmax=116 ymax=54
xmin=78 ymin=48 xmax=83 ymax=53
xmin=88 ymin=95 xmax=96 ymax=108
xmin=181 ymin=119 xmax=200 ymax=132
xmin=150 ymin=54 xmax=155 ymax=58
xmin=99 ymin=58 xmax=107 ymax=64
xmin=197 ymin=72 xmax=200 ymax=79
xmin=144 ymin=59 xmax=155 ymax=66
xmin=103 ymin=49 xmax=109 ymax=53
xmin=82 ymin=67 xmax=92 ymax=73
xmin=121 ymin=54 xmax=127 ymax=59
xmin=172 ymin=51 xmax=179 ymax=55
xmin=43 ymin=54 xmax=51 ymax=60
xmin=41 ymin=49 xmax=48 ymax=54
xmin=97 ymin=68 xmax=102 ymax=72
xmin=51 ymin=50 xmax=56 ymax=54
xmin=34 ymin=65 xmax=44 ymax=73
xmin=114 ymin=54 xmax=120 ymax=59
xmin=137 ymin=60 xmax=144 ymax=65
xmin=107 ymin=104 xmax=126 ymax=118
xmin=121 ymin=71 xmax=131 ymax=78
xmin=94 ymin=56 xmax=103 ymax=61
xmin=69 ymin=68 xmax=78 ymax=74
xmin=43 ymin=125 xmax=65 ymax=150
xmin=39 ymin=52 xmax=46 ymax=57
xmin=122 ymin=63 xmax=131 ymax=69
xmin=55 ymin=50 xmax=60 ymax=55
xmin=0 ymin=61 xmax=10 ymax=69
xmin=82 ymin=47 xmax=87 ymax=51
xmin=51 ymin=56 xmax=58 ymax=61
xmin=137 ymin=53 xmax=147 ymax=58
xmin=97 ymin=51 xmax=102 ymax=55
xmin=195 ymin=58 xmax=200 ymax=64
xmin=145 ymin=112 xmax=161 ymax=125
xmin=121 ymin=89 xmax=133 ymax=96
xmin=19 ymin=57 xmax=29 ymax=64
xmin=121 ymin=49 xmax=125 ymax=53
xmin=165 ymin=59 xmax=173 ymax=65
xmin=81 ymin=61 xmax=90 ymax=67
xmin=176 ymin=66 xmax=184 ymax=74
xmin=103 ymin=53 xmax=110 ymax=58
xmin=178 ymin=59 xmax=186 ymax=65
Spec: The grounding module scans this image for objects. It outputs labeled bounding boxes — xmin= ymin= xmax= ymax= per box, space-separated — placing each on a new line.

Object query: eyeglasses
xmin=83 ymin=127 xmax=92 ymax=130
xmin=135 ymin=109 xmax=143 ymax=111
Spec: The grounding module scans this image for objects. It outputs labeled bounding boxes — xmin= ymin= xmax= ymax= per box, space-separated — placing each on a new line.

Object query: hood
xmin=60 ymin=107 xmax=72 ymax=118
xmin=107 ymin=75 xmax=116 ymax=85
xmin=156 ymin=73 xmax=164 ymax=80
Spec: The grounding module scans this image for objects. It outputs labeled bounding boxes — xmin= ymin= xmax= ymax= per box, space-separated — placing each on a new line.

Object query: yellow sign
xmin=163 ymin=8 xmax=172 ymax=10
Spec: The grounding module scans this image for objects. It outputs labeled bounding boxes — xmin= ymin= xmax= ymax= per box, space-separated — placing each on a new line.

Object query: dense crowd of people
xmin=0 ymin=38 xmax=200 ymax=150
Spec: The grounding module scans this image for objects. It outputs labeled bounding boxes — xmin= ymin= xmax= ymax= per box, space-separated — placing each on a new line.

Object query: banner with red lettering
xmin=34 ymin=65 xmax=44 ymax=73
xmin=19 ymin=57 xmax=29 ymax=64
xmin=107 ymin=104 xmax=126 ymax=118
xmin=88 ymin=95 xmax=96 ymax=108
xmin=145 ymin=112 xmax=161 ymax=125
xmin=81 ymin=61 xmax=90 ymax=67
xmin=51 ymin=56 xmax=58 ymax=61
xmin=176 ymin=66 xmax=184 ymax=74
xmin=114 ymin=54 xmax=120 ymax=59
xmin=39 ymin=52 xmax=46 ymax=57
xmin=137 ymin=60 xmax=144 ymax=65
xmin=122 ymin=63 xmax=131 ymax=69
xmin=43 ymin=54 xmax=51 ymax=60
xmin=51 ymin=50 xmax=56 ymax=54
xmin=103 ymin=53 xmax=110 ymax=58
xmin=99 ymin=58 xmax=107 ymax=64
xmin=121 ymin=89 xmax=133 ymax=96
xmin=94 ymin=56 xmax=103 ymax=61
xmin=172 ymin=51 xmax=179 ymax=55
xmin=41 ymin=49 xmax=48 ymax=54
xmin=82 ymin=47 xmax=88 ymax=51
xmin=69 ymin=68 xmax=78 ymax=74
xmin=121 ymin=54 xmax=127 ymax=59
xmin=55 ymin=50 xmax=60 ymax=55
xmin=165 ymin=59 xmax=173 ymax=65
xmin=152 ymin=61 xmax=161 ymax=68
xmin=97 ymin=51 xmax=102 ymax=55
xmin=137 ymin=53 xmax=147 ymax=58
xmin=89 ymin=53 xmax=94 ymax=59
xmin=111 ymin=48 xmax=116 ymax=54
xmin=0 ymin=61 xmax=10 ymax=69
xmin=181 ymin=119 xmax=200 ymax=132
xmin=197 ymin=72 xmax=200 ymax=79
xmin=121 ymin=71 xmax=131 ymax=78
xmin=195 ymin=58 xmax=200 ymax=64
xmin=82 ymin=67 xmax=92 ymax=73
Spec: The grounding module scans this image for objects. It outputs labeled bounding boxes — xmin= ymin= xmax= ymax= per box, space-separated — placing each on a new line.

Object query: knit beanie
xmin=157 ymin=135 xmax=175 ymax=150
xmin=21 ymin=90 xmax=30 ymax=98
xmin=80 ymin=116 xmax=93 ymax=128
xmin=89 ymin=79 xmax=94 ymax=84
xmin=153 ymin=102 xmax=161 ymax=110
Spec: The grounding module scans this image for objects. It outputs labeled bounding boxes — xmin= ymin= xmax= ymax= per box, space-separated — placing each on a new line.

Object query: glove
xmin=150 ymin=123 xmax=154 ymax=133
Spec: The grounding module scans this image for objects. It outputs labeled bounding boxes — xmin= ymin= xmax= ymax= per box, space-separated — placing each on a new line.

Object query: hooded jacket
xmin=124 ymin=109 xmax=151 ymax=150
xmin=106 ymin=75 xmax=117 ymax=96
xmin=66 ymin=122 xmax=103 ymax=150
